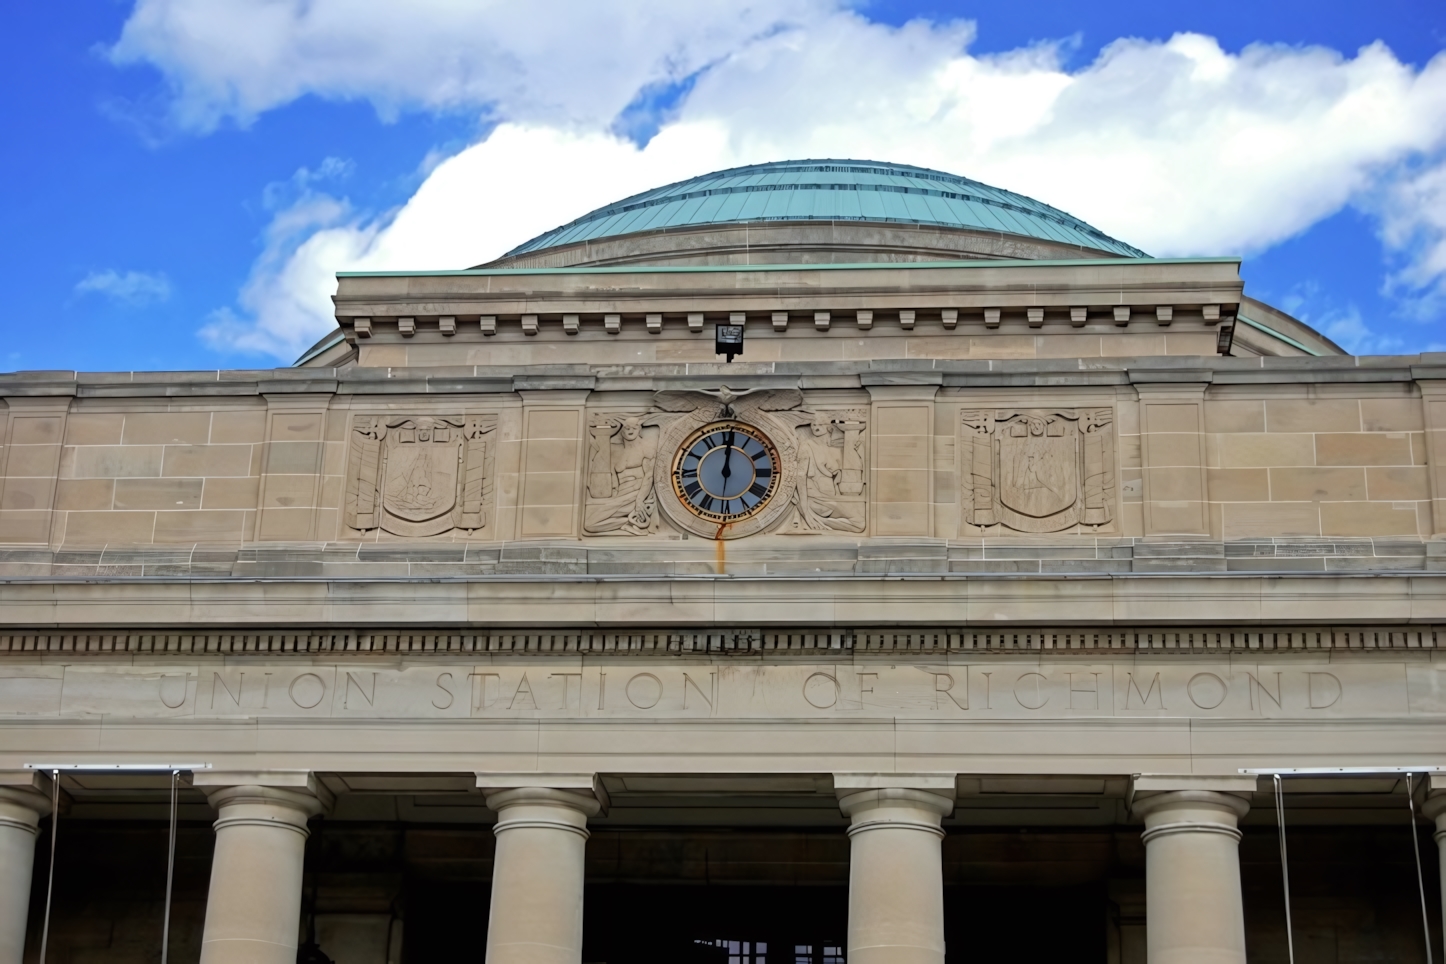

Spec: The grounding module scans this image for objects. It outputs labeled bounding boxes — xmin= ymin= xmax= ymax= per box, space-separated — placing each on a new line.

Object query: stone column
xmin=193 ymin=771 xmax=332 ymax=964
xmin=478 ymin=774 xmax=607 ymax=964
xmin=835 ymin=774 xmax=956 ymax=964
xmin=1421 ymin=776 xmax=1446 ymax=937
xmin=1131 ymin=776 xmax=1255 ymax=964
xmin=0 ymin=772 xmax=53 ymax=964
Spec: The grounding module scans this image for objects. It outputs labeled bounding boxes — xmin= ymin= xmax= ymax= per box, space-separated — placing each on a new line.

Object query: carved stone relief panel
xmin=959 ymin=408 xmax=1116 ymax=534
xmin=784 ymin=409 xmax=868 ymax=533
xmin=583 ymin=414 xmax=663 ymax=535
xmin=344 ymin=414 xmax=496 ymax=537
xmin=649 ymin=387 xmax=804 ymax=540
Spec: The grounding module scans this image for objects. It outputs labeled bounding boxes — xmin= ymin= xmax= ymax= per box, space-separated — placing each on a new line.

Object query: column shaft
xmin=1422 ymin=796 xmax=1446 ymax=942
xmin=839 ymin=787 xmax=953 ymax=964
xmin=484 ymin=787 xmax=600 ymax=964
xmin=198 ymin=785 xmax=327 ymax=964
xmin=0 ymin=782 xmax=50 ymax=964
xmin=1134 ymin=789 xmax=1250 ymax=964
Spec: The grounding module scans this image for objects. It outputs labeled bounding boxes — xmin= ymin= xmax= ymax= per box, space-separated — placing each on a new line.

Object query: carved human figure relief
xmin=786 ymin=409 xmax=867 ymax=533
xmin=344 ymin=414 xmax=496 ymax=536
xmin=959 ymin=408 xmax=1115 ymax=533
xmin=584 ymin=415 xmax=662 ymax=535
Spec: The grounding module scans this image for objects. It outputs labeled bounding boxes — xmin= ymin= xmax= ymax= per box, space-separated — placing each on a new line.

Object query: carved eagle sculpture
xmin=653 ymin=385 xmax=803 ymax=420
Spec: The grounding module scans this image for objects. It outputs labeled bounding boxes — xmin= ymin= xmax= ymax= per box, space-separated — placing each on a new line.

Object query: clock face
xmin=671 ymin=421 xmax=781 ymax=524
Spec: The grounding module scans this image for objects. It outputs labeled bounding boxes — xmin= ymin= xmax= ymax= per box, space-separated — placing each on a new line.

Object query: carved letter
xmin=158 ymin=674 xmax=188 ymax=709
xmin=212 ymin=671 xmax=242 ymax=710
xmin=288 ymin=672 xmax=326 ymax=709
xmin=551 ymin=672 xmax=583 ymax=710
xmin=1187 ymin=673 xmax=1227 ymax=710
xmin=1125 ymin=673 xmax=1165 ymax=710
xmin=509 ymin=673 xmax=539 ymax=710
xmin=469 ymin=672 xmax=501 ymax=710
xmin=1014 ymin=672 xmax=1049 ymax=710
xmin=1248 ymin=672 xmax=1282 ymax=711
xmin=344 ymin=671 xmax=377 ymax=709
xmin=933 ymin=671 xmax=968 ymax=710
xmin=1068 ymin=672 xmax=1101 ymax=710
xmin=683 ymin=672 xmax=716 ymax=711
xmin=858 ymin=672 xmax=878 ymax=703
xmin=1308 ymin=672 xmax=1342 ymax=709
xmin=803 ymin=672 xmax=840 ymax=709
xmin=432 ymin=672 xmax=455 ymax=710
xmin=626 ymin=673 xmax=662 ymax=709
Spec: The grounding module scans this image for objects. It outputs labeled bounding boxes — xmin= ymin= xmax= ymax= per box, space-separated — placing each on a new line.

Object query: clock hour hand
xmin=720 ymin=430 xmax=734 ymax=486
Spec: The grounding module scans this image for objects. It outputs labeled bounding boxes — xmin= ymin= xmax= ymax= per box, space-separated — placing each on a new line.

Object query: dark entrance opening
xmin=944 ymin=884 xmax=1107 ymax=963
xmin=583 ymin=884 xmax=848 ymax=964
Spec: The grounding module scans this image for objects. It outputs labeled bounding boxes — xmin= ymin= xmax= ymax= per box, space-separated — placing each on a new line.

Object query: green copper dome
xmin=503 ymin=159 xmax=1148 ymax=259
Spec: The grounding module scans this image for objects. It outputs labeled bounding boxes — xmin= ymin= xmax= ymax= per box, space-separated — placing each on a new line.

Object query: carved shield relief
xmin=960 ymin=409 xmax=1115 ymax=534
xmin=345 ymin=415 xmax=496 ymax=537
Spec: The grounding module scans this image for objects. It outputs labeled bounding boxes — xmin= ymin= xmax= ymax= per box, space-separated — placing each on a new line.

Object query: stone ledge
xmin=0 ymin=571 xmax=1443 ymax=629
xmin=1 ymin=537 xmax=1435 ymax=579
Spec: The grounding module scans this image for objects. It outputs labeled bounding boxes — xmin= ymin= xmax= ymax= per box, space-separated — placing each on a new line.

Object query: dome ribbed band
xmin=212 ymin=816 xmax=310 ymax=837
xmin=846 ymin=818 xmax=945 ymax=838
xmin=1140 ymin=821 xmax=1243 ymax=845
xmin=493 ymin=818 xmax=591 ymax=839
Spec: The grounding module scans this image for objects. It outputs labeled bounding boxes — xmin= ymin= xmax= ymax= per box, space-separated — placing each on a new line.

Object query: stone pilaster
xmin=0 ymin=772 xmax=53 ymax=964
xmin=1130 ymin=372 xmax=1212 ymax=539
xmin=836 ymin=773 xmax=956 ymax=964
xmin=478 ymin=773 xmax=607 ymax=964
xmin=194 ymin=770 xmax=333 ymax=964
xmin=1131 ymin=775 xmax=1255 ymax=964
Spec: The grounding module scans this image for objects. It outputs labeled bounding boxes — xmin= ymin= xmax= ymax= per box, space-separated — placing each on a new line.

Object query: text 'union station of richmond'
xmin=4 ymin=160 xmax=1446 ymax=964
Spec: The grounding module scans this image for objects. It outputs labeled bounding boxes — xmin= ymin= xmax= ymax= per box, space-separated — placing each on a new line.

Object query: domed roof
xmin=503 ymin=159 xmax=1147 ymax=260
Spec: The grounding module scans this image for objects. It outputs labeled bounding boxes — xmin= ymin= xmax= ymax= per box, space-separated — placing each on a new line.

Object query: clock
xmin=671 ymin=421 xmax=781 ymax=523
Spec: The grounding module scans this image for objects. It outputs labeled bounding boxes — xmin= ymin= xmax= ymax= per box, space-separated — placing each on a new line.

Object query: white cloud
xmin=109 ymin=0 xmax=832 ymax=131
xmin=111 ymin=1 xmax=1446 ymax=360
xmin=74 ymin=269 xmax=172 ymax=306
xmin=1375 ymin=161 xmax=1446 ymax=322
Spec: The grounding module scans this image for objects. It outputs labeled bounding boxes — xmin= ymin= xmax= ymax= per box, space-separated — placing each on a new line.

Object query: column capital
xmin=1131 ymin=776 xmax=1253 ymax=846
xmin=193 ymin=770 xmax=333 ymax=835
xmin=0 ymin=771 xmax=53 ymax=835
xmin=835 ymin=774 xmax=956 ymax=835
xmin=477 ymin=772 xmax=608 ymax=820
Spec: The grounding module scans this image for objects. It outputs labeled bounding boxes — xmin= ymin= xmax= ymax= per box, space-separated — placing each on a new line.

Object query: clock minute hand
xmin=720 ymin=430 xmax=734 ymax=489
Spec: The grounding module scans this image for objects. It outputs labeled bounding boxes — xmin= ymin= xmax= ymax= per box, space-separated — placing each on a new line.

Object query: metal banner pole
xmin=1275 ymin=774 xmax=1295 ymax=964
xmin=37 ymin=769 xmax=59 ymax=964
xmin=160 ymin=769 xmax=179 ymax=964
xmin=1408 ymin=773 xmax=1435 ymax=964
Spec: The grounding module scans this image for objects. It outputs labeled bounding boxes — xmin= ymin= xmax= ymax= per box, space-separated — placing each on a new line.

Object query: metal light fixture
xmin=715 ymin=324 xmax=744 ymax=362
xmin=1216 ymin=321 xmax=1235 ymax=355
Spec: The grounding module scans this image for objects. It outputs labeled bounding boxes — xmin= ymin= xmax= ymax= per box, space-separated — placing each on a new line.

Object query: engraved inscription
xmin=22 ymin=661 xmax=1417 ymax=722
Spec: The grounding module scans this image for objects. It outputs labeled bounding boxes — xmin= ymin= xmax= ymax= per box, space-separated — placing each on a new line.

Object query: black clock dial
xmin=671 ymin=421 xmax=780 ymax=524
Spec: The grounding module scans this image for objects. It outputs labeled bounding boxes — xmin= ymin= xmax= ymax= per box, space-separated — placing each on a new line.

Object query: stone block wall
xmin=1 ymin=359 xmax=1444 ymax=575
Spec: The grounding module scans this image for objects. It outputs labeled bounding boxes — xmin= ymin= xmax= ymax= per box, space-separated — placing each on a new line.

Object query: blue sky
xmin=2 ymin=0 xmax=1445 ymax=371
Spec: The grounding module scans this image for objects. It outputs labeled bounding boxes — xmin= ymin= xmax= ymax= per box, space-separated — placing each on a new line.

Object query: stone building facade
xmin=2 ymin=161 xmax=1445 ymax=964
